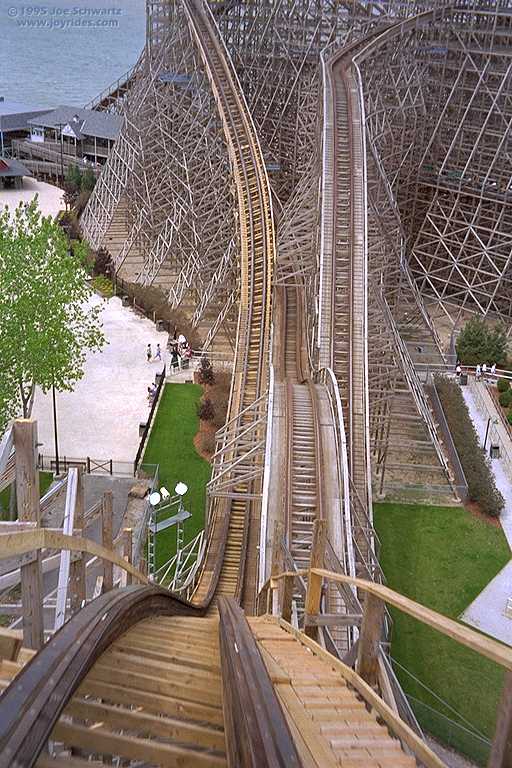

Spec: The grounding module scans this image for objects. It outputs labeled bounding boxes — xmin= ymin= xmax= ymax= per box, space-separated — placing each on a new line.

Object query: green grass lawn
xmin=0 ymin=471 xmax=54 ymax=520
xmin=142 ymin=383 xmax=211 ymax=571
xmin=374 ymin=502 xmax=511 ymax=765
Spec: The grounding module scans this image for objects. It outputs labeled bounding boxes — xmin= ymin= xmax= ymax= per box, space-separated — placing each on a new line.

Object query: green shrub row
xmin=434 ymin=376 xmax=504 ymax=518
xmin=498 ymin=390 xmax=512 ymax=408
xmin=497 ymin=377 xmax=510 ymax=393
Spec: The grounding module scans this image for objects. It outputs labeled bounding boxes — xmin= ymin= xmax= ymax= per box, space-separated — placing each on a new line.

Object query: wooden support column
xmin=69 ymin=467 xmax=86 ymax=613
xmin=14 ymin=420 xmax=43 ymax=650
xmin=281 ymin=574 xmax=295 ymax=624
xmin=489 ymin=671 xmax=512 ymax=768
xmin=270 ymin=521 xmax=284 ymax=616
xmin=356 ymin=592 xmax=385 ymax=687
xmin=304 ymin=519 xmax=327 ymax=639
xmin=102 ymin=491 xmax=113 ymax=592
xmin=123 ymin=528 xmax=133 ymax=586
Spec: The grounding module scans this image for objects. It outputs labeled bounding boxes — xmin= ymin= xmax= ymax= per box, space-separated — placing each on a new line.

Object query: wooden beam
xmin=102 ymin=491 xmax=113 ymax=591
xmin=14 ymin=420 xmax=43 ymax=651
xmin=54 ymin=468 xmax=78 ymax=631
xmin=311 ymin=568 xmax=512 ymax=672
xmin=357 ymin=592 xmax=385 ymax=687
xmin=304 ymin=520 xmax=326 ymax=640
xmin=69 ymin=467 xmax=86 ymax=612
xmin=123 ymin=528 xmax=133 ymax=586
xmin=281 ymin=573 xmax=294 ymax=624
xmin=0 ymin=628 xmax=23 ymax=662
xmin=0 ymin=530 xmax=148 ymax=584
xmin=0 ymin=426 xmax=14 ymax=477
xmin=52 ymin=721 xmax=226 ymax=767
xmin=489 ymin=671 xmax=512 ymax=768
xmin=304 ymin=613 xmax=362 ymax=627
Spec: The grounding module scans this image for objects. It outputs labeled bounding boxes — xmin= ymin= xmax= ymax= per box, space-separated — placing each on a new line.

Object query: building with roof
xmin=0 ymin=157 xmax=33 ymax=189
xmin=0 ymin=97 xmax=50 ymax=155
xmin=12 ymin=105 xmax=123 ymax=181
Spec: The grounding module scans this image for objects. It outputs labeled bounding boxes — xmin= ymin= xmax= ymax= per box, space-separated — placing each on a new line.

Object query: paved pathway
xmin=459 ymin=379 xmax=512 ymax=645
xmin=32 ymin=294 xmax=169 ymax=464
xmin=0 ymin=178 xmax=64 ymax=217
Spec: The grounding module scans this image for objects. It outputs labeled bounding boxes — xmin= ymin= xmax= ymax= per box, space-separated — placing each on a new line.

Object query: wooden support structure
xmin=489 ymin=671 xmax=512 ymax=768
xmin=14 ymin=420 xmax=43 ymax=651
xmin=304 ymin=520 xmax=326 ymax=640
xmin=123 ymin=528 xmax=133 ymax=586
xmin=69 ymin=468 xmax=86 ymax=613
xmin=54 ymin=468 xmax=78 ymax=631
xmin=102 ymin=491 xmax=114 ymax=592
xmin=356 ymin=592 xmax=385 ymax=687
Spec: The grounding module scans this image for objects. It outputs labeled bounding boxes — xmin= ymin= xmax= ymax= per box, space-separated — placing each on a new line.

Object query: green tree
xmin=0 ymin=199 xmax=105 ymax=428
xmin=65 ymin=164 xmax=82 ymax=194
xmin=81 ymin=167 xmax=96 ymax=193
xmin=455 ymin=317 xmax=508 ymax=366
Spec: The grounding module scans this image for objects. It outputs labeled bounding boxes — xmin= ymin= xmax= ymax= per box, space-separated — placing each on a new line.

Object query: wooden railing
xmin=0 ymin=419 xmax=146 ymax=650
xmin=261 ymin=527 xmax=512 ymax=768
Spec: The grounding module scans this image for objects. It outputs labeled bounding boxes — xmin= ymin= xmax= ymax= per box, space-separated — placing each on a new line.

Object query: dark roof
xmin=0 ymin=99 xmax=51 ymax=133
xmin=0 ymin=157 xmax=33 ymax=178
xmin=28 ymin=105 xmax=122 ymax=141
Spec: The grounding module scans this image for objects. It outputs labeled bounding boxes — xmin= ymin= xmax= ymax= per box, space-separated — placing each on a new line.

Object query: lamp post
xmin=483 ymin=417 xmax=499 ymax=451
xmin=147 ymin=482 xmax=190 ymax=582
xmin=55 ymin=122 xmax=65 ymax=181
xmin=52 ymin=382 xmax=60 ymax=476
xmin=175 ymin=482 xmax=188 ymax=553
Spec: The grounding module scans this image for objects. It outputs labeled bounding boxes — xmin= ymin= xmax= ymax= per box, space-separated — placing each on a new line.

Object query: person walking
xmin=154 ymin=343 xmax=162 ymax=362
xmin=455 ymin=363 xmax=462 ymax=378
xmin=476 ymin=363 xmax=481 ymax=381
xmin=482 ymin=362 xmax=488 ymax=381
xmin=146 ymin=344 xmax=152 ymax=363
xmin=491 ymin=362 xmax=497 ymax=378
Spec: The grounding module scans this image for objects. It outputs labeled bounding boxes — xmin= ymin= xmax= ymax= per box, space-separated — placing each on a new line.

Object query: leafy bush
xmin=81 ymin=167 xmax=96 ymax=193
xmin=92 ymin=276 xmax=114 ymax=298
xmin=499 ymin=390 xmax=512 ymax=408
xmin=198 ymin=431 xmax=216 ymax=456
xmin=197 ymin=356 xmax=215 ymax=386
xmin=92 ymin=247 xmax=113 ymax=277
xmin=434 ymin=376 xmax=504 ymax=517
xmin=209 ymin=371 xmax=231 ymax=429
xmin=497 ymin=378 xmax=510 ymax=393
xmin=507 ymin=412 xmax=512 ymax=427
xmin=456 ymin=317 xmax=507 ymax=366
xmin=58 ymin=210 xmax=82 ymax=240
xmin=197 ymin=398 xmax=215 ymax=422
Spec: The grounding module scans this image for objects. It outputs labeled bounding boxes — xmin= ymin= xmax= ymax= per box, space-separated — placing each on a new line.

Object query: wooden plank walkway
xmin=249 ymin=616 xmax=417 ymax=768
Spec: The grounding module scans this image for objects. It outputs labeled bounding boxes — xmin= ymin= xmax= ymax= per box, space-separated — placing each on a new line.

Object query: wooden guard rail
xmin=262 ymin=561 xmax=512 ymax=768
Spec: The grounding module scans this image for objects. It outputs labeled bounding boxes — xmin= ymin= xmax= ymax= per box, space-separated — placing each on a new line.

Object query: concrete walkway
xmin=0 ymin=178 xmax=64 ymax=218
xmin=32 ymin=294 xmax=169 ymax=465
xmin=459 ymin=379 xmax=512 ymax=645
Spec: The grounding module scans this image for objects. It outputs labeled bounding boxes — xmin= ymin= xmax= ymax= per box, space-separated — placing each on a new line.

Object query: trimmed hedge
xmin=499 ymin=390 xmax=512 ymax=408
xmin=497 ymin=378 xmax=510 ymax=393
xmin=434 ymin=376 xmax=504 ymax=517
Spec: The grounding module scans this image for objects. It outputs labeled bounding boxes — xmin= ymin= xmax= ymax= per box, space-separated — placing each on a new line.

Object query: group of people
xmin=146 ymin=343 xmax=163 ymax=363
xmin=475 ymin=362 xmax=497 ymax=381
xmin=455 ymin=361 xmax=497 ymax=381
xmin=170 ymin=333 xmax=192 ymax=369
